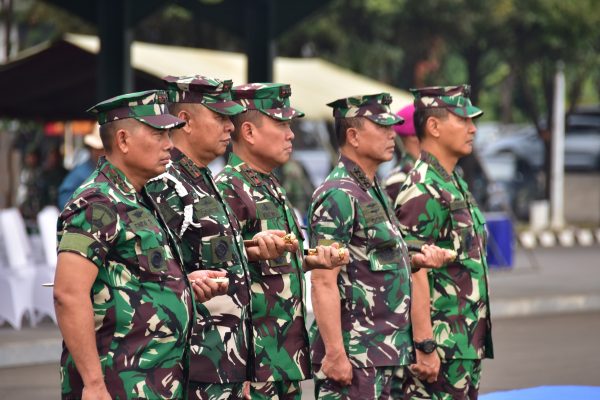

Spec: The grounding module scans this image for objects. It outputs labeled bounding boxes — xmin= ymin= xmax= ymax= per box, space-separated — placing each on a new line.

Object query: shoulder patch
xmin=90 ymin=203 xmax=117 ymax=232
xmin=59 ymin=232 xmax=96 ymax=255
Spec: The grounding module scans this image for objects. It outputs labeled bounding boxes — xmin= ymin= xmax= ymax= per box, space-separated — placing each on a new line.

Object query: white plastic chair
xmin=33 ymin=206 xmax=60 ymax=324
xmin=0 ymin=208 xmax=37 ymax=329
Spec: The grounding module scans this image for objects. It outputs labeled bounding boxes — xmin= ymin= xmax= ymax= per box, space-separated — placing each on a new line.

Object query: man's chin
xmin=279 ymin=152 xmax=292 ymax=166
xmin=153 ymin=165 xmax=168 ymax=176
xmin=216 ymin=146 xmax=228 ymax=157
xmin=461 ymin=146 xmax=474 ymax=157
xmin=381 ymin=153 xmax=395 ymax=163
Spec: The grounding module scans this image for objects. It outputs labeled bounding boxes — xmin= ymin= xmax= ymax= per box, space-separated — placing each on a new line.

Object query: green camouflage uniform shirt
xmin=215 ymin=152 xmax=310 ymax=382
xmin=57 ymin=157 xmax=193 ymax=399
xmin=145 ymin=147 xmax=252 ymax=384
xmin=395 ymin=151 xmax=493 ymax=360
xmin=308 ymin=155 xmax=414 ymax=368
xmin=383 ymin=153 xmax=416 ymax=203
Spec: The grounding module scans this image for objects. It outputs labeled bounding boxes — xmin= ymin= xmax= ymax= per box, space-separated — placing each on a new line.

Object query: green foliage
xmin=11 ymin=0 xmax=600 ymax=126
xmin=16 ymin=1 xmax=93 ymax=48
xmin=281 ymin=0 xmax=600 ymax=124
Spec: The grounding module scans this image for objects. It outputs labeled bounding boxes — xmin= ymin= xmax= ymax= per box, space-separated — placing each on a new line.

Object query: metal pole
xmin=245 ymin=0 xmax=274 ymax=82
xmin=97 ymin=0 xmax=133 ymax=101
xmin=550 ymin=61 xmax=565 ymax=229
xmin=2 ymin=0 xmax=13 ymax=61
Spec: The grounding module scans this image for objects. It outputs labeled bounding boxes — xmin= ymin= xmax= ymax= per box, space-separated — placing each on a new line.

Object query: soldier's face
xmin=355 ymin=119 xmax=396 ymax=164
xmin=188 ymin=104 xmax=234 ymax=165
xmin=438 ymin=113 xmax=477 ymax=157
xmin=251 ymin=115 xmax=295 ymax=170
xmin=128 ymin=123 xmax=173 ymax=179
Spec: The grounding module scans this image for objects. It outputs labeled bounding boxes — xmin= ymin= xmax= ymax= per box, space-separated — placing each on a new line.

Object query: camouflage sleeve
xmin=309 ymin=189 xmax=354 ymax=247
xmin=216 ymin=177 xmax=251 ymax=230
xmin=57 ymin=192 xmax=120 ymax=269
xmin=395 ymin=183 xmax=446 ymax=246
xmin=145 ymin=175 xmax=188 ymax=237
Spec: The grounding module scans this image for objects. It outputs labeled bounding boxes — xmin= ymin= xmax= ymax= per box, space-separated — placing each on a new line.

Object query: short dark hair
xmin=413 ymin=108 xmax=449 ymax=140
xmin=231 ymin=110 xmax=264 ymax=141
xmin=167 ymin=102 xmax=187 ymax=117
xmin=99 ymin=119 xmax=138 ymax=153
xmin=334 ymin=117 xmax=364 ymax=147
xmin=98 ymin=121 xmax=116 ymax=153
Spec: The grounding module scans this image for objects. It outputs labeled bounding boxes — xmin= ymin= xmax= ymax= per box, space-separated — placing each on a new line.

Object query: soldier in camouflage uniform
xmin=309 ymin=93 xmax=452 ymax=400
xmin=383 ymin=104 xmax=420 ymax=202
xmin=145 ymin=75 xmax=291 ymax=400
xmin=54 ymin=90 xmax=197 ymax=399
xmin=392 ymin=85 xmax=493 ymax=400
xmin=215 ymin=83 xmax=348 ymax=400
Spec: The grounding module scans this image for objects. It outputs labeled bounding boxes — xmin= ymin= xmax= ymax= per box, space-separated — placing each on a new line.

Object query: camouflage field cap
xmin=410 ymin=84 xmax=483 ymax=118
xmin=231 ymin=83 xmax=305 ymax=121
xmin=326 ymin=93 xmax=404 ymax=126
xmin=163 ymin=75 xmax=246 ymax=116
xmin=87 ymin=90 xmax=185 ymax=130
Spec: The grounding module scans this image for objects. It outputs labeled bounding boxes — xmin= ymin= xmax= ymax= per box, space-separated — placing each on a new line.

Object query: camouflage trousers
xmin=188 ymin=381 xmax=245 ymax=400
xmin=391 ymin=359 xmax=482 ymax=400
xmin=313 ymin=364 xmax=395 ymax=399
xmin=249 ymin=380 xmax=302 ymax=400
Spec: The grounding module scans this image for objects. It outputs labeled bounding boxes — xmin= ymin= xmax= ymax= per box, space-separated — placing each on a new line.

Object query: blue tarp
xmin=481 ymin=386 xmax=600 ymax=400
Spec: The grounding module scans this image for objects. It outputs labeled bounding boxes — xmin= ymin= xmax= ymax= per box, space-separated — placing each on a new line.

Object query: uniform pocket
xmin=449 ymin=200 xmax=478 ymax=261
xmin=259 ymin=253 xmax=295 ymax=275
xmin=199 ymin=235 xmax=236 ymax=267
xmin=368 ymin=239 xmax=402 ymax=272
xmin=134 ymin=229 xmax=170 ymax=282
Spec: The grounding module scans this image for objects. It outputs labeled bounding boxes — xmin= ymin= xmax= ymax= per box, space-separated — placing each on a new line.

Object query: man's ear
xmin=240 ymin=121 xmax=256 ymax=145
xmin=177 ymin=109 xmax=193 ymax=134
xmin=115 ymin=128 xmax=131 ymax=154
xmin=346 ymin=127 xmax=360 ymax=148
xmin=425 ymin=116 xmax=441 ymax=139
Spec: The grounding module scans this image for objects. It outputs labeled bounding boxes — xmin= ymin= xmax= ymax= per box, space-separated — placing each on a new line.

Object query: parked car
xmin=480 ymin=107 xmax=600 ymax=172
xmin=564 ymin=106 xmax=600 ymax=170
xmin=479 ymin=151 xmax=545 ymax=220
xmin=476 ymin=107 xmax=600 ymax=219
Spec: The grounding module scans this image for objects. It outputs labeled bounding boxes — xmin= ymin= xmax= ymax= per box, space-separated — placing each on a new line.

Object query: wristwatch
xmin=414 ymin=339 xmax=437 ymax=354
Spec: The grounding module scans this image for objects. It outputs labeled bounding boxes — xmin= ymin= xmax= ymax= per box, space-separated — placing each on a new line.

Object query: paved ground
xmin=2 ymin=312 xmax=598 ymax=399
xmin=479 ymin=311 xmax=600 ymax=393
xmin=0 ymin=363 xmax=59 ymax=400
xmin=489 ymin=246 xmax=600 ymax=317
xmin=1 ymin=245 xmax=599 ymax=399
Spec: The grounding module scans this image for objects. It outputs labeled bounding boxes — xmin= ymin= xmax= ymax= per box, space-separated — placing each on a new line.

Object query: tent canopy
xmin=0 ymin=34 xmax=411 ymax=121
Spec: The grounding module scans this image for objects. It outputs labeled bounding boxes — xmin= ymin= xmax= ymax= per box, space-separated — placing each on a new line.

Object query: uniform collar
xmin=97 ymin=156 xmax=137 ymax=195
xmin=420 ymin=150 xmax=453 ymax=182
xmin=171 ymin=147 xmax=210 ymax=181
xmin=340 ymin=155 xmax=374 ymax=190
xmin=228 ymin=152 xmax=273 ymax=183
xmin=402 ymin=152 xmax=417 ymax=164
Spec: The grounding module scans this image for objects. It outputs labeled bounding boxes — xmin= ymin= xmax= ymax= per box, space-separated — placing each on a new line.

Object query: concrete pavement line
xmin=0 ymin=338 xmax=61 ymax=368
xmin=492 ymin=294 xmax=600 ymax=319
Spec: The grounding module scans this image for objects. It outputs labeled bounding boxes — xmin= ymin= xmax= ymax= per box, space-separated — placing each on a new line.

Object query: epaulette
xmin=104 ymin=168 xmax=131 ymax=194
xmin=350 ymin=165 xmax=372 ymax=190
xmin=422 ymin=152 xmax=452 ymax=182
xmin=239 ymin=164 xmax=262 ymax=186
xmin=178 ymin=156 xmax=203 ymax=179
